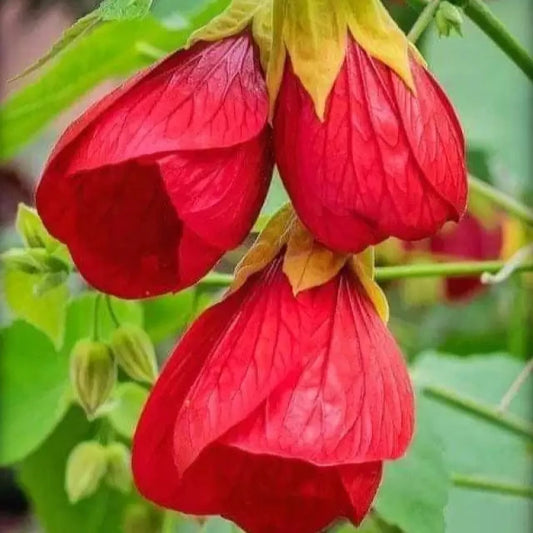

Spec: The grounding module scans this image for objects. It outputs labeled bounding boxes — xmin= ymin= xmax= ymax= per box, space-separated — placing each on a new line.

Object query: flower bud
xmin=70 ymin=339 xmax=116 ymax=417
xmin=436 ymin=1 xmax=464 ymax=37
xmin=110 ymin=325 xmax=157 ymax=384
xmin=105 ymin=442 xmax=132 ymax=493
xmin=65 ymin=441 xmax=107 ymax=503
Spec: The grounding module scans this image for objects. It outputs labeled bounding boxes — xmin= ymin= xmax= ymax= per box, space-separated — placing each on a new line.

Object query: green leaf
xmin=374 ymin=407 xmax=451 ymax=533
xmin=3 ymin=269 xmax=69 ymax=348
xmin=16 ymin=203 xmax=62 ymax=252
xmin=99 ymin=0 xmax=154 ymax=20
xmin=18 ymin=408 xmax=132 ymax=533
xmin=12 ymin=11 xmax=101 ymax=82
xmin=412 ymin=352 xmax=533 ymax=533
xmin=0 ymin=322 xmax=70 ymax=465
xmin=0 ymin=1 xmax=231 ymax=161
xmin=259 ymin=169 xmax=289 ymax=220
xmin=142 ymin=288 xmax=211 ymax=344
xmin=0 ymin=293 xmax=143 ymax=465
xmin=108 ymin=382 xmax=149 ymax=439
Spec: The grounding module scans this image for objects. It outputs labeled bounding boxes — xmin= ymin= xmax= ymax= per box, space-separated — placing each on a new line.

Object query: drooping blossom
xmin=271 ymin=0 xmax=467 ymax=253
xmin=37 ymin=32 xmax=273 ymax=299
xmin=132 ymin=209 xmax=414 ymax=532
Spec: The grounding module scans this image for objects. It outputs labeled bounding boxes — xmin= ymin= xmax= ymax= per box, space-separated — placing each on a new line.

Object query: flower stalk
xmin=200 ymin=259 xmax=533 ymax=288
xmin=407 ymin=0 xmax=533 ymax=81
xmin=407 ymin=0 xmax=441 ymax=42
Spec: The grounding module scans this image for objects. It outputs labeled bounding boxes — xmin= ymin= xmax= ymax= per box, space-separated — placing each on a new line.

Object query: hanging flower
xmin=132 ymin=207 xmax=414 ymax=533
xmin=37 ymin=22 xmax=273 ymax=299
xmin=269 ymin=0 xmax=467 ymax=253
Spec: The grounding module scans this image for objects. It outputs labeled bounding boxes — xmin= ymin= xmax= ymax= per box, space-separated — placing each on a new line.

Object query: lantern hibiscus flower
xmin=270 ymin=0 xmax=467 ymax=253
xmin=132 ymin=207 xmax=414 ymax=532
xmin=36 ymin=29 xmax=273 ymax=299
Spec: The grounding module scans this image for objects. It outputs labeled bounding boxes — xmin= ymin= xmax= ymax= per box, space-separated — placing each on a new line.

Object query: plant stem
xmin=498 ymin=359 xmax=533 ymax=413
xmin=375 ymin=260 xmax=533 ymax=281
xmin=200 ymin=259 xmax=533 ymax=288
xmin=407 ymin=0 xmax=440 ymax=42
xmin=104 ymin=294 xmax=121 ymax=328
xmin=423 ymin=384 xmax=533 ymax=440
xmin=469 ymin=175 xmax=533 ymax=227
xmin=407 ymin=0 xmax=533 ymax=81
xmin=452 ymin=474 xmax=533 ymax=499
xmin=461 ymin=0 xmax=533 ymax=82
xmin=92 ymin=294 xmax=101 ymax=341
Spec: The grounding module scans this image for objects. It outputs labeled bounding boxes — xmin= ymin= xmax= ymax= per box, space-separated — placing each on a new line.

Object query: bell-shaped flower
xmin=270 ymin=0 xmax=467 ymax=253
xmin=37 ymin=26 xmax=273 ymax=299
xmin=132 ymin=206 xmax=414 ymax=532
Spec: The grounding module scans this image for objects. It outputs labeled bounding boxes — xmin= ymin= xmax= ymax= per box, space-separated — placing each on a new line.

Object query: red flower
xmin=274 ymin=36 xmax=467 ymax=253
xmin=429 ymin=213 xmax=503 ymax=301
xmin=132 ymin=256 xmax=413 ymax=532
xmin=37 ymin=33 xmax=273 ymax=299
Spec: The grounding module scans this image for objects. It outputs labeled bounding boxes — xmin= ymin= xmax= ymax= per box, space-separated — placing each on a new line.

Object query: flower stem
xmin=452 ymin=474 xmax=533 ymax=499
xmin=104 ymin=294 xmax=121 ymax=328
xmin=469 ymin=175 xmax=533 ymax=227
xmin=407 ymin=0 xmax=440 ymax=43
xmin=200 ymin=259 xmax=533 ymax=288
xmin=92 ymin=294 xmax=102 ymax=341
xmin=460 ymin=0 xmax=533 ymax=82
xmin=407 ymin=0 xmax=533 ymax=81
xmin=498 ymin=359 xmax=533 ymax=413
xmin=423 ymin=384 xmax=533 ymax=440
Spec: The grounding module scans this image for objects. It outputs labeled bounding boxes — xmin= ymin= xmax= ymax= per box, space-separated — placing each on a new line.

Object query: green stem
xmin=200 ymin=259 xmax=533 ymax=288
xmin=407 ymin=0 xmax=533 ymax=81
xmin=407 ymin=0 xmax=440 ymax=42
xmin=423 ymin=384 xmax=533 ymax=440
xmin=92 ymin=294 xmax=102 ymax=341
xmin=469 ymin=175 xmax=533 ymax=227
xmin=375 ymin=259 xmax=533 ymax=281
xmin=104 ymin=294 xmax=121 ymax=328
xmin=452 ymin=474 xmax=533 ymax=499
xmin=461 ymin=0 xmax=533 ymax=82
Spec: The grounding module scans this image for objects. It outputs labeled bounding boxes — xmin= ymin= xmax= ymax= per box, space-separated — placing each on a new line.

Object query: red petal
xmin=430 ymin=213 xmax=503 ymax=301
xmin=274 ymin=37 xmax=467 ymax=253
xmin=49 ymin=33 xmax=268 ymax=173
xmin=37 ymin=139 xmax=272 ymax=298
xmin=223 ymin=270 xmax=414 ymax=464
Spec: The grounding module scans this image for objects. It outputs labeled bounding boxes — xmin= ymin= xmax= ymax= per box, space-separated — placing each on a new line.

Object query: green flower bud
xmin=65 ymin=441 xmax=107 ymax=503
xmin=105 ymin=442 xmax=132 ymax=493
xmin=70 ymin=339 xmax=116 ymax=417
xmin=110 ymin=325 xmax=158 ymax=384
xmin=436 ymin=1 xmax=464 ymax=37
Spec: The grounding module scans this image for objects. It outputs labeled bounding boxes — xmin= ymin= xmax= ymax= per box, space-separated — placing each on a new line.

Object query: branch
xmin=452 ymin=474 xmax=533 ymax=499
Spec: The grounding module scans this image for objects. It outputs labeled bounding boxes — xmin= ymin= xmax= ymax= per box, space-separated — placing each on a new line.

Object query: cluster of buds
xmin=37 ymin=0 xmax=469 ymax=531
xmin=70 ymin=325 xmax=157 ymax=418
xmin=1 ymin=204 xmax=71 ymax=295
xmin=65 ymin=440 xmax=132 ymax=503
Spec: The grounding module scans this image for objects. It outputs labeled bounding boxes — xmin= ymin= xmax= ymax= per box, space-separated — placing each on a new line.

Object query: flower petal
xmin=49 ymin=33 xmax=268 ymax=175
xmin=223 ymin=270 xmax=414 ymax=464
xmin=274 ymin=37 xmax=466 ymax=253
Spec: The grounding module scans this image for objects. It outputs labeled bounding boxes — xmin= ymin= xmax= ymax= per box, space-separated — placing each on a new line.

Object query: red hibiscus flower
xmin=132 ymin=219 xmax=414 ymax=532
xmin=37 ymin=32 xmax=273 ymax=299
xmin=272 ymin=2 xmax=467 ymax=254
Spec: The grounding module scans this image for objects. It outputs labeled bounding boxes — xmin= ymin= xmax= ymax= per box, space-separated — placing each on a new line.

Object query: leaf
xmin=18 ymin=408 xmax=132 ymax=533
xmin=16 ymin=203 xmax=62 ymax=252
xmin=12 ymin=11 xmax=101 ymax=81
xmin=99 ymin=0 xmax=154 ymax=20
xmin=0 ymin=293 xmax=143 ymax=465
xmin=0 ymin=7 xmax=222 ymax=161
xmin=0 ymin=322 xmax=70 ymax=465
xmin=374 ymin=406 xmax=451 ymax=533
xmin=412 ymin=352 xmax=533 ymax=533
xmin=3 ymin=269 xmax=69 ymax=348
xmin=142 ymin=288 xmax=211 ymax=344
xmin=282 ymin=219 xmax=347 ymax=295
xmin=108 ymin=382 xmax=149 ymax=439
